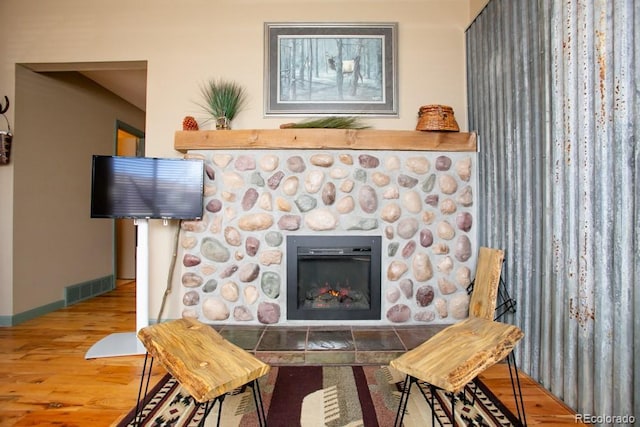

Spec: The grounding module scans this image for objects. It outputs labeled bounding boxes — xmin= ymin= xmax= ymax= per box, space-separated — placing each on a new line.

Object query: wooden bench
xmin=135 ymin=318 xmax=270 ymax=426
xmin=389 ymin=247 xmax=527 ymax=426
xmin=390 ymin=316 xmax=523 ymax=393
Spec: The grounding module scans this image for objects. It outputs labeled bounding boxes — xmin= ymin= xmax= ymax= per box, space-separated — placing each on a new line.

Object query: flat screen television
xmin=91 ymin=155 xmax=205 ymax=219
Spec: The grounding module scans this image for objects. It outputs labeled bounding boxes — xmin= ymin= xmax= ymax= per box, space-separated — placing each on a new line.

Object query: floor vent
xmin=65 ymin=275 xmax=115 ymax=306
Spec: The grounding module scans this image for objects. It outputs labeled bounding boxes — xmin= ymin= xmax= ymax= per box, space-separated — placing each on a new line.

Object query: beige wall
xmin=469 ymin=0 xmax=490 ymax=22
xmin=0 ymin=0 xmax=475 ymax=321
xmin=11 ymin=68 xmax=144 ymax=314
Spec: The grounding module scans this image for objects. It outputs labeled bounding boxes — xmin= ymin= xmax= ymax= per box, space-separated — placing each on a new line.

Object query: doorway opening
xmin=115 ymin=121 xmax=145 ymax=282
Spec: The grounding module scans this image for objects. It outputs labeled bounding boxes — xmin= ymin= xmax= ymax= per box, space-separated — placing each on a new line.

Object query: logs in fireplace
xmin=286 ymin=235 xmax=382 ymax=320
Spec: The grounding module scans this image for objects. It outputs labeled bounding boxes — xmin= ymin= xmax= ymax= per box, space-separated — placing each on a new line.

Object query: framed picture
xmin=264 ymin=22 xmax=398 ymax=116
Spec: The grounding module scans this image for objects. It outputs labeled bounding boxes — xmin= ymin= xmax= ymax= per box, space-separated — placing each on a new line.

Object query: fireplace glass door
xmin=286 ymin=235 xmax=381 ymax=320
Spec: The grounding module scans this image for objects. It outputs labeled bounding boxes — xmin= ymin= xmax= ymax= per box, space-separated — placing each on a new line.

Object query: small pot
xmin=216 ymin=116 xmax=230 ymax=130
xmin=0 ymin=131 xmax=12 ymax=165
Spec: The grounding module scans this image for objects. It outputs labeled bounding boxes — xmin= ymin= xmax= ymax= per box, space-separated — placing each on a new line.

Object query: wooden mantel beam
xmin=174 ymin=129 xmax=477 ymax=152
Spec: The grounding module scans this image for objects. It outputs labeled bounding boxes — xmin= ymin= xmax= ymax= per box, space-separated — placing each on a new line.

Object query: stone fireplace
xmin=286 ymin=235 xmax=382 ymax=320
xmin=176 ymin=129 xmax=478 ymax=326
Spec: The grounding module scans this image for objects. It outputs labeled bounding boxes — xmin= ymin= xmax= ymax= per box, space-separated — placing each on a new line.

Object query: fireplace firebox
xmin=286 ymin=235 xmax=382 ymax=320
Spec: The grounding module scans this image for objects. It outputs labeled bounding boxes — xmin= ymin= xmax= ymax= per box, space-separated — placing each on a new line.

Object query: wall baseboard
xmin=0 ymin=276 xmax=116 ymax=327
xmin=1 ymin=300 xmax=65 ymax=326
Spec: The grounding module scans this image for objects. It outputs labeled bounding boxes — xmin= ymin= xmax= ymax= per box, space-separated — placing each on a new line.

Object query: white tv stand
xmin=85 ymin=219 xmax=149 ymax=359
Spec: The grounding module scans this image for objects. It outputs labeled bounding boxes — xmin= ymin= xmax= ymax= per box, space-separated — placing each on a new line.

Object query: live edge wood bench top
xmin=137 ymin=318 xmax=271 ymax=403
xmin=390 ymin=317 xmax=524 ymax=393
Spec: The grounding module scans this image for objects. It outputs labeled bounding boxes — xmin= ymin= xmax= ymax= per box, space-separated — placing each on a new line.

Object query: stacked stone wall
xmin=179 ymin=149 xmax=477 ymax=325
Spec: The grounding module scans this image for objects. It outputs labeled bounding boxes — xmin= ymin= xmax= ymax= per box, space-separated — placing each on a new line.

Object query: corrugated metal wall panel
xmin=466 ymin=0 xmax=638 ymax=419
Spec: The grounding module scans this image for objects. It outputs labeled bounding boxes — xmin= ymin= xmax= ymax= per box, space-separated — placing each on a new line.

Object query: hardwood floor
xmin=0 ymin=281 xmax=582 ymax=426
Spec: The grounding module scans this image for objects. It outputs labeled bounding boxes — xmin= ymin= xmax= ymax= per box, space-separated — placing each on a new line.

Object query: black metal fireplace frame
xmin=286 ymin=235 xmax=382 ymax=321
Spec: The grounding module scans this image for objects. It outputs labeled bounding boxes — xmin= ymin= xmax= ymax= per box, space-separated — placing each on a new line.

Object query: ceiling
xmin=24 ymin=61 xmax=147 ymax=112
xmin=79 ymin=69 xmax=147 ymax=111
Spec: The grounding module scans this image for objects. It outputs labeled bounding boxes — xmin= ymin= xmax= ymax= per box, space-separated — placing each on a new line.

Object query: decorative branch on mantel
xmin=174 ymin=129 xmax=477 ymax=153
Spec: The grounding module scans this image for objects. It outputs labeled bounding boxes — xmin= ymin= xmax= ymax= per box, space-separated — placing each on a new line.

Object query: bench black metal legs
xmin=392 ymin=362 xmax=527 ymax=427
xmin=133 ymin=352 xmax=268 ymax=427
xmin=394 ymin=375 xmax=450 ymax=427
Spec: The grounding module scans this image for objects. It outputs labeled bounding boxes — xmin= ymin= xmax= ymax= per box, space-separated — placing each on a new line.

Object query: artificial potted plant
xmin=198 ymin=79 xmax=248 ymax=130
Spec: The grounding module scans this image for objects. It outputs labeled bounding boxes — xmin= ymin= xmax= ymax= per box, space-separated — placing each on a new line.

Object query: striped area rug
xmin=118 ymin=365 xmax=519 ymax=426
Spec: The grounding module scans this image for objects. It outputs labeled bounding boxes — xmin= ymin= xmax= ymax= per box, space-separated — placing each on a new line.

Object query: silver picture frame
xmin=264 ymin=22 xmax=398 ymax=116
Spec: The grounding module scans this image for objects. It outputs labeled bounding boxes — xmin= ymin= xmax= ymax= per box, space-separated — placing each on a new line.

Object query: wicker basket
xmin=415 ymin=105 xmax=459 ymax=132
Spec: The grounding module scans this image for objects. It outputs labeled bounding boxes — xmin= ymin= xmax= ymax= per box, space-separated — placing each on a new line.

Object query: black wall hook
xmin=0 ymin=96 xmax=9 ymax=115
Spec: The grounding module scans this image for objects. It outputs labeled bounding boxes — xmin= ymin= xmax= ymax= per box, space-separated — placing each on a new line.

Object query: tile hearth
xmin=216 ymin=324 xmax=444 ymax=365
